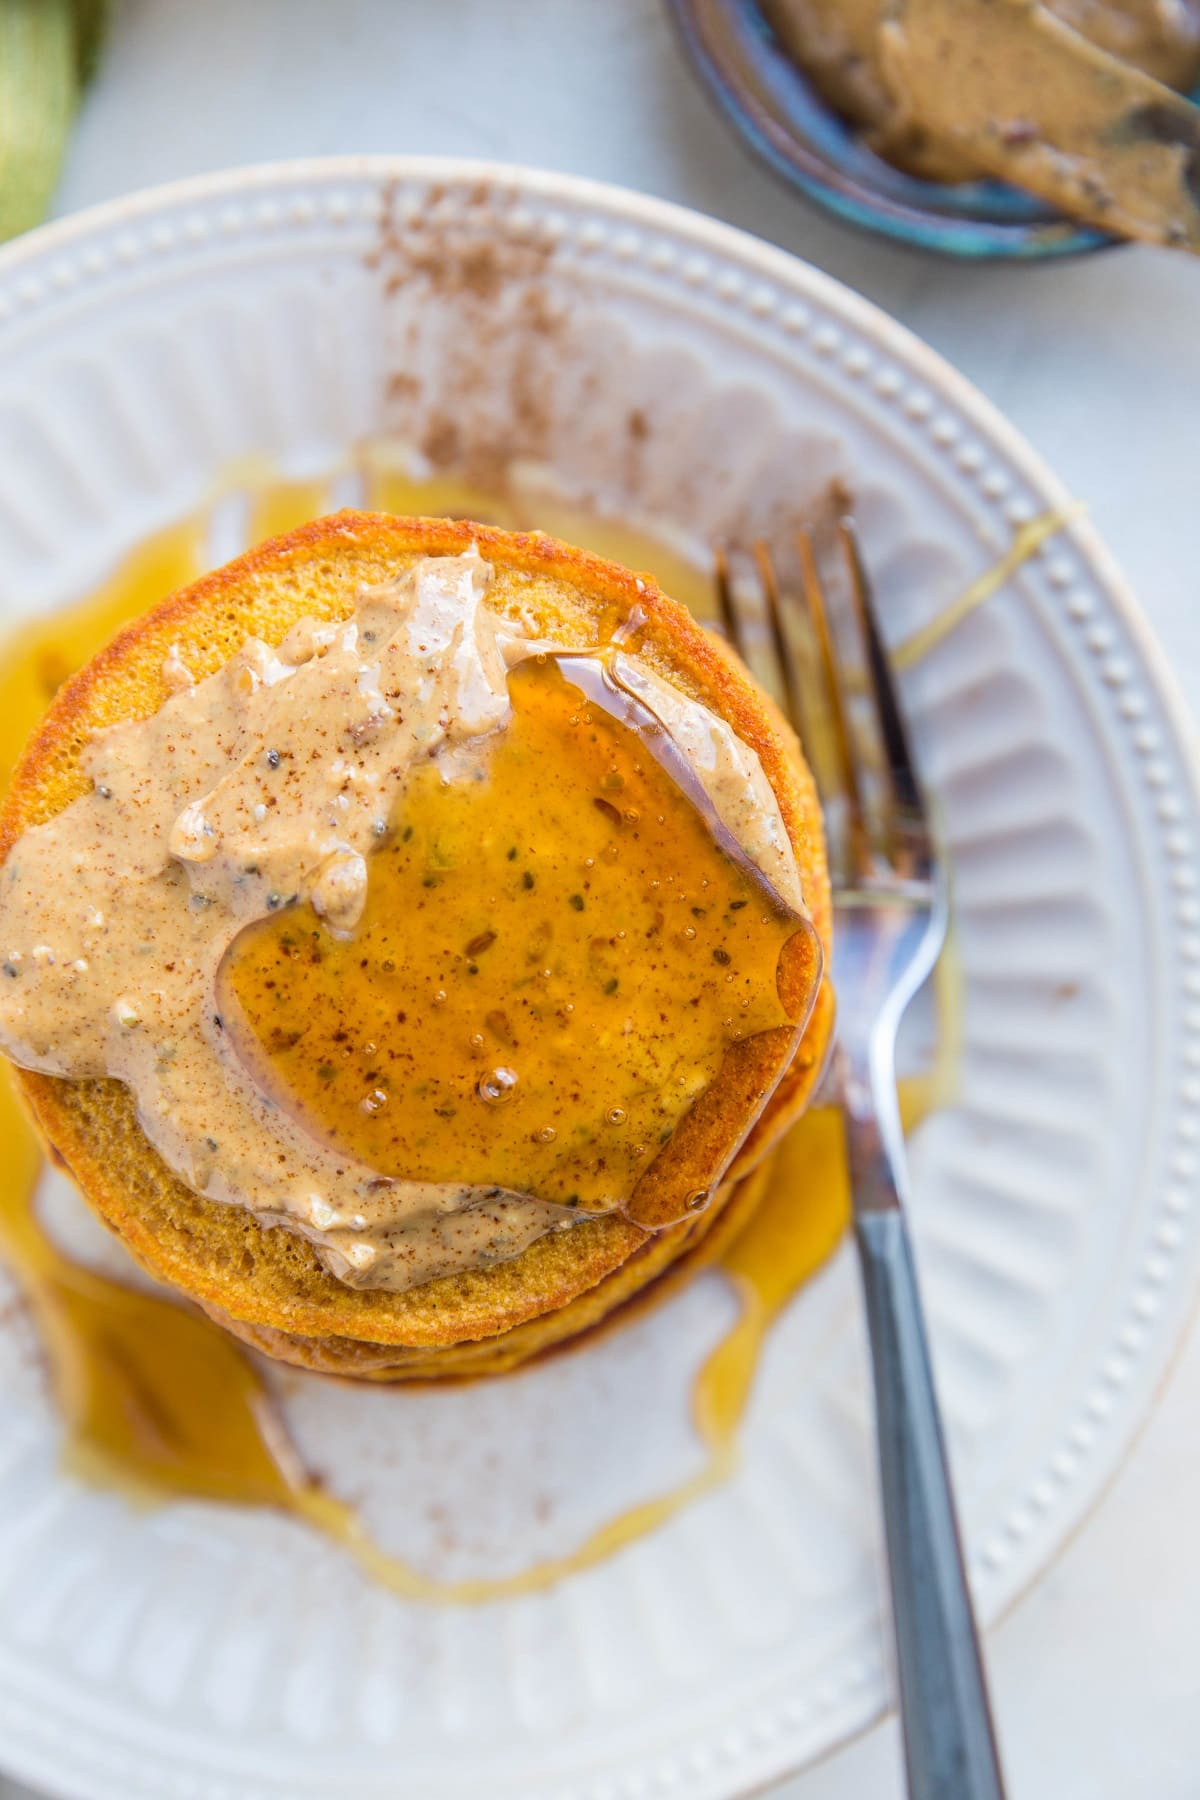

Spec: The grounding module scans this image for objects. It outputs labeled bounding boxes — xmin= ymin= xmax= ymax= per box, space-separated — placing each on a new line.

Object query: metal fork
xmin=715 ymin=526 xmax=1006 ymax=1800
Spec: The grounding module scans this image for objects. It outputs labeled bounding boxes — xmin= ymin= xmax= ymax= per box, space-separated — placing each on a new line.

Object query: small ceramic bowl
xmin=667 ymin=0 xmax=1115 ymax=258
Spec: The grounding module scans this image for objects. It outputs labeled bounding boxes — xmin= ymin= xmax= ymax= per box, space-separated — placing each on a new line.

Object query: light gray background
xmin=3 ymin=2 xmax=1197 ymax=1795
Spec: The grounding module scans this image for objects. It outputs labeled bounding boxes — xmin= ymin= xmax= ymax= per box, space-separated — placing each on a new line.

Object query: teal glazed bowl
xmin=667 ymin=0 xmax=1121 ymax=259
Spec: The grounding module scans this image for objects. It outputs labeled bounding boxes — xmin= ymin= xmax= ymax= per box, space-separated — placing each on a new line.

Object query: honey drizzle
xmin=0 ymin=468 xmax=955 ymax=1602
xmin=223 ymin=656 xmax=808 ymax=1225
xmin=893 ymin=504 xmax=1085 ymax=671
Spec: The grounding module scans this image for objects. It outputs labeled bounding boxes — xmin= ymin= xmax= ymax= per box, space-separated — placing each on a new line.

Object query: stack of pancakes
xmin=0 ymin=514 xmax=833 ymax=1380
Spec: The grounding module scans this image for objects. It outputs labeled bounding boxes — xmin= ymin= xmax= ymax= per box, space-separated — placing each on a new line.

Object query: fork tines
xmin=715 ymin=523 xmax=933 ymax=893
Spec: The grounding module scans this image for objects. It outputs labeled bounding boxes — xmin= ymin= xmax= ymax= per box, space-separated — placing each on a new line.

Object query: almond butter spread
xmin=0 ymin=553 xmax=815 ymax=1292
xmin=766 ymin=0 xmax=1200 ymax=248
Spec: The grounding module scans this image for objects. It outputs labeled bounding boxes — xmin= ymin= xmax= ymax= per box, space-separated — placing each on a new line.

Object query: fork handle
xmin=856 ymin=1205 xmax=1007 ymax=1800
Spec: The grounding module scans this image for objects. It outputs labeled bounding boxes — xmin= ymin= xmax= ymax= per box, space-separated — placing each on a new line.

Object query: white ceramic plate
xmin=0 ymin=159 xmax=1196 ymax=1800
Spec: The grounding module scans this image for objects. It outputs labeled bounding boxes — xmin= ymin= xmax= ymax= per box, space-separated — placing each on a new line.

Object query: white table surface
xmin=2 ymin=2 xmax=1197 ymax=1795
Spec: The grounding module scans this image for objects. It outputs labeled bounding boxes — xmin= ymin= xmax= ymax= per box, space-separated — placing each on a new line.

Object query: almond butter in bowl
xmin=0 ymin=513 xmax=833 ymax=1379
